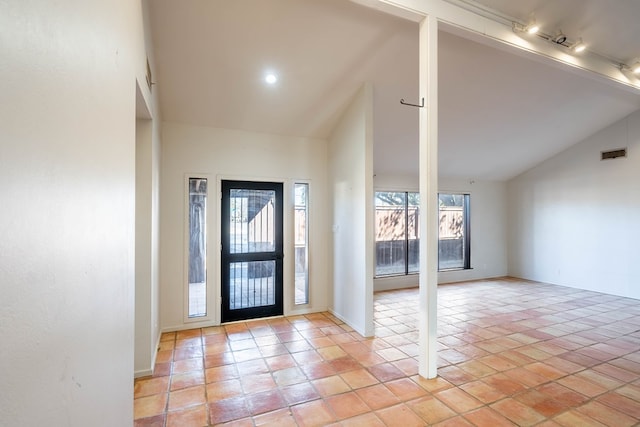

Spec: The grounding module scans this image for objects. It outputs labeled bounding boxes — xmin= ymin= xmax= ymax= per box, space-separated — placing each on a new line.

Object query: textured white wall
xmin=328 ymin=84 xmax=375 ymax=337
xmin=0 ymin=0 xmax=150 ymax=425
xmin=508 ymin=110 xmax=640 ymax=299
xmin=159 ymin=123 xmax=330 ymax=331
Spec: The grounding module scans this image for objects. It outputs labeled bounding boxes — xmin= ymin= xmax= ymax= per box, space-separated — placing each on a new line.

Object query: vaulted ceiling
xmin=147 ymin=0 xmax=640 ymax=181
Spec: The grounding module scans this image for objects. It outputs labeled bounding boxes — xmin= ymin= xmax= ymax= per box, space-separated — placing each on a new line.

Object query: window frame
xmin=374 ymin=190 xmax=420 ymax=278
xmin=185 ymin=176 xmax=209 ymax=321
xmin=437 ymin=192 xmax=471 ymax=271
xmin=293 ymin=182 xmax=310 ymax=305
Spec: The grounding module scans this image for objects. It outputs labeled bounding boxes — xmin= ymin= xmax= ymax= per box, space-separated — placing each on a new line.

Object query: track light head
xmin=526 ymin=20 xmax=539 ymax=34
xmin=619 ymin=60 xmax=640 ymax=75
xmin=513 ymin=18 xmax=540 ymax=35
xmin=552 ymin=31 xmax=567 ymax=44
xmin=570 ymin=38 xmax=586 ymax=53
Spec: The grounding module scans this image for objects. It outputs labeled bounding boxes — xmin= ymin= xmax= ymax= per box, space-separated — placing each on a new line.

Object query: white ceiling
xmin=147 ymin=0 xmax=640 ymax=181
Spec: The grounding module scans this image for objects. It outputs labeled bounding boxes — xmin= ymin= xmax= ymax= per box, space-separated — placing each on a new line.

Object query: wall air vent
xmin=601 ymin=148 xmax=627 ymax=160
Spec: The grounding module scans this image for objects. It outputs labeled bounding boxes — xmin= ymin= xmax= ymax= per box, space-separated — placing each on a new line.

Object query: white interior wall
xmin=372 ymin=175 xmax=508 ymax=291
xmin=135 ymin=112 xmax=161 ymax=377
xmin=135 ymin=117 xmax=154 ymax=377
xmin=328 ymin=84 xmax=375 ymax=337
xmin=150 ymin=113 xmax=161 ymax=371
xmin=508 ymin=109 xmax=640 ymax=299
xmin=159 ymin=123 xmax=329 ymax=331
xmin=438 ymin=177 xmax=508 ymax=284
xmin=0 ymin=0 xmax=151 ymax=424
xmin=134 ymin=0 xmax=163 ymax=379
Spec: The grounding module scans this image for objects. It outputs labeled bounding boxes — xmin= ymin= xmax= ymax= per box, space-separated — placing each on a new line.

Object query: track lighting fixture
xmin=552 ymin=30 xmax=567 ymax=44
xmin=449 ymin=1 xmax=638 ymax=84
xmin=512 ymin=19 xmax=539 ymax=35
xmin=570 ymin=38 xmax=586 ymax=53
xmin=513 ymin=21 xmax=588 ymax=56
xmin=620 ymin=61 xmax=640 ymax=75
xmin=526 ymin=20 xmax=539 ymax=35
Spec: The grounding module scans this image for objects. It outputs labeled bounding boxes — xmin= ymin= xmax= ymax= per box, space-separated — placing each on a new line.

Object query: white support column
xmin=418 ymin=14 xmax=438 ymax=379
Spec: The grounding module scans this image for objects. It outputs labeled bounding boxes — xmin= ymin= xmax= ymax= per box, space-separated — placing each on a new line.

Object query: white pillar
xmin=418 ymin=14 xmax=438 ymax=379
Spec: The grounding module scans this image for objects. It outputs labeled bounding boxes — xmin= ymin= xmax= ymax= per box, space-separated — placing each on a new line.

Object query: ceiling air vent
xmin=601 ymin=148 xmax=627 ymax=161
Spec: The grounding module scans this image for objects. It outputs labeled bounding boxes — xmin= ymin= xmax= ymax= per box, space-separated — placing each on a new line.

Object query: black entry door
xmin=221 ymin=180 xmax=283 ymax=322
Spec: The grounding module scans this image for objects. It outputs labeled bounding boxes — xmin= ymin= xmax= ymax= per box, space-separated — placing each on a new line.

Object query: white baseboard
xmin=161 ymin=319 xmax=220 ymax=333
xmin=134 ymin=368 xmax=154 ymax=379
xmin=134 ymin=331 xmax=162 ymax=379
xmin=327 ymin=308 xmax=372 ymax=337
xmin=374 ymin=274 xmax=419 ymax=292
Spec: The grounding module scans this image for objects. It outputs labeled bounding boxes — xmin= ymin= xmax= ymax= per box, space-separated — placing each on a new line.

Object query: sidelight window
xmin=294 ymin=183 xmax=309 ymax=305
xmin=188 ymin=178 xmax=207 ymax=318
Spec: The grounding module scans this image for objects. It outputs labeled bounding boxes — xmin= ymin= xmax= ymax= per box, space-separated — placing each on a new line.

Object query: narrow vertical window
xmin=438 ymin=193 xmax=471 ymax=271
xmin=407 ymin=193 xmax=420 ymax=274
xmin=188 ymin=178 xmax=207 ymax=317
xmin=375 ymin=192 xmax=407 ymax=276
xmin=294 ymin=183 xmax=309 ymax=305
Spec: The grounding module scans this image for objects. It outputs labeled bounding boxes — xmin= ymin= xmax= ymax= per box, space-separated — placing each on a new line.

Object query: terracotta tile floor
xmin=134 ymin=278 xmax=640 ymax=426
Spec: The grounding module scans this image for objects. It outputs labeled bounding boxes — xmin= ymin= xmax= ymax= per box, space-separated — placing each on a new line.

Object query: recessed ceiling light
xmin=265 ymin=73 xmax=278 ymax=85
xmin=632 ymin=62 xmax=640 ymax=74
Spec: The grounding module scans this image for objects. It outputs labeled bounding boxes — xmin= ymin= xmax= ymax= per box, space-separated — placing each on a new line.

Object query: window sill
xmin=374 ymin=272 xmax=419 ymax=279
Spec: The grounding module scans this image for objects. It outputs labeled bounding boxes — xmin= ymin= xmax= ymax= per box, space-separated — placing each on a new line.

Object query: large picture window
xmin=438 ymin=193 xmax=470 ymax=271
xmin=375 ymin=191 xmax=471 ymax=276
xmin=374 ymin=191 xmax=420 ymax=277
